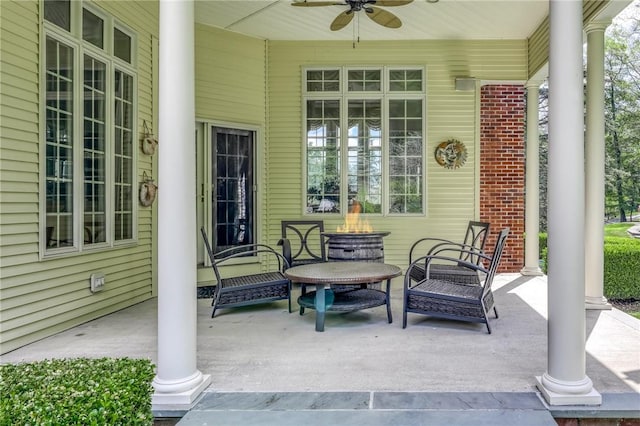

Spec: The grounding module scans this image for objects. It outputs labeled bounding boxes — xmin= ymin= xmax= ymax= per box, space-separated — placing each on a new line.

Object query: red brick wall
xmin=479 ymin=85 xmax=525 ymax=272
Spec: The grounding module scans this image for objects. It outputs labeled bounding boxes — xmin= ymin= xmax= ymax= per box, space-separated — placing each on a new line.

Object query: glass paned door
xmin=211 ymin=127 xmax=255 ymax=253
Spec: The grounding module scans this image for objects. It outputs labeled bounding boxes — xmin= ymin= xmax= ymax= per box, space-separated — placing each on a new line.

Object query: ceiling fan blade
xmin=366 ymin=7 xmax=402 ymax=29
xmin=291 ymin=1 xmax=343 ymax=6
xmin=330 ymin=10 xmax=354 ymax=31
xmin=372 ymin=0 xmax=413 ymax=7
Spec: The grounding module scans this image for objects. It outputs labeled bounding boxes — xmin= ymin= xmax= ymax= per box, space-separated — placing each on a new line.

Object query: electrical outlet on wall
xmin=90 ymin=272 xmax=105 ymax=293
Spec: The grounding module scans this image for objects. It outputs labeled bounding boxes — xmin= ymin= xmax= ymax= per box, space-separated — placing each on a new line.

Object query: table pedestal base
xmin=297 ymin=287 xmax=392 ymax=331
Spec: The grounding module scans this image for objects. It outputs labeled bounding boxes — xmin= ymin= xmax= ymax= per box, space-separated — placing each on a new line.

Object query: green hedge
xmin=538 ymin=233 xmax=640 ymax=300
xmin=0 ymin=358 xmax=155 ymax=426
xmin=604 ymin=237 xmax=640 ymax=300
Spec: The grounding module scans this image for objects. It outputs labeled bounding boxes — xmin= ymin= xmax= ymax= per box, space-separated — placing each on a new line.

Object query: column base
xmin=585 ymin=296 xmax=612 ymax=310
xmin=536 ymin=375 xmax=601 ymax=406
xmin=152 ymin=372 xmax=211 ymax=408
xmin=520 ymin=266 xmax=544 ymax=276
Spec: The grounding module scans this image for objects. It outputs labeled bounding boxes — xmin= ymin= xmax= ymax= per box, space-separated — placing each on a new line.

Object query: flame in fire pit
xmin=336 ymin=201 xmax=373 ymax=233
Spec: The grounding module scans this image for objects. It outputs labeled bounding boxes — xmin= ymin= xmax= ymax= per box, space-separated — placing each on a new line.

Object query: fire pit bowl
xmin=322 ymin=231 xmax=391 ymax=263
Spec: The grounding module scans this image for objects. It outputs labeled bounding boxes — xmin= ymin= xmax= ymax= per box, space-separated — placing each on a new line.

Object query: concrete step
xmin=173 ymin=391 xmax=557 ymax=426
xmin=177 ymin=408 xmax=556 ymax=425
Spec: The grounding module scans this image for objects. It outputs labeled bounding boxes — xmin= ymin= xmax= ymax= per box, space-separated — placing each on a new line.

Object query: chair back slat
xmin=200 ymin=227 xmax=222 ymax=283
xmin=481 ymin=228 xmax=510 ymax=298
xmin=281 ymin=220 xmax=326 ymax=265
xmin=460 ymin=221 xmax=490 ymax=264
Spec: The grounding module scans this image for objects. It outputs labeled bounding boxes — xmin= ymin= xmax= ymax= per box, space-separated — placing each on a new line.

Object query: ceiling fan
xmin=292 ymin=0 xmax=414 ymax=31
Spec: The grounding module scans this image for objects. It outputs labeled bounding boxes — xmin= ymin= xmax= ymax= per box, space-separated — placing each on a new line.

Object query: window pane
xmin=114 ymin=70 xmax=134 ymax=241
xmin=347 ymin=99 xmax=382 ymax=213
xmin=389 ymin=68 xmax=423 ymax=92
xmin=83 ymin=8 xmax=104 ymax=48
xmin=348 ymin=69 xmax=381 ymax=92
xmin=212 ymin=128 xmax=255 ymax=253
xmin=387 ymin=99 xmax=424 ymax=213
xmin=83 ymin=56 xmax=106 ymax=245
xmin=306 ymin=99 xmax=341 ymax=213
xmin=306 ymin=69 xmax=339 ymax=92
xmin=46 ymin=36 xmax=75 ymax=250
xmin=44 ymin=0 xmax=70 ymax=31
xmin=114 ymin=28 xmax=132 ymax=63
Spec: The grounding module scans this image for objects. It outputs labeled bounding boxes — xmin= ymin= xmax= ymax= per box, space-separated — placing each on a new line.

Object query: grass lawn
xmin=604 ymin=222 xmax=639 ymax=238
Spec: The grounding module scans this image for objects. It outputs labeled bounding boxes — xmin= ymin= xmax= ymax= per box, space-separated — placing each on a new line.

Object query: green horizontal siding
xmin=0 ymin=0 xmax=159 ymax=354
xmin=266 ymin=39 xmax=526 ymax=268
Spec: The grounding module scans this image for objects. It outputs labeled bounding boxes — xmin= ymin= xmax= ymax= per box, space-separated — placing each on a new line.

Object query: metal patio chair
xmin=201 ymin=227 xmax=292 ymax=318
xmin=278 ymin=220 xmax=327 ymax=268
xmin=278 ymin=220 xmax=328 ymax=314
xmin=408 ymin=220 xmax=490 ymax=285
xmin=403 ymin=228 xmax=509 ymax=334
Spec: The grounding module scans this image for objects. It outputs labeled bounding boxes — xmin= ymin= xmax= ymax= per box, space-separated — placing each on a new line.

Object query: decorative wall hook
xmin=139 ymin=171 xmax=157 ymax=207
xmin=140 ymin=120 xmax=158 ymax=155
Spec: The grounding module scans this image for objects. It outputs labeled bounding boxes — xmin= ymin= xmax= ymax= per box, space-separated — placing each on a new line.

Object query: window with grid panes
xmin=43 ymin=0 xmax=136 ymax=253
xmin=303 ymin=67 xmax=425 ymax=215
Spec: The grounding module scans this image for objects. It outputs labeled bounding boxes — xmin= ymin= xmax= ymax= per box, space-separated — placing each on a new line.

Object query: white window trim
xmin=39 ymin=1 xmax=138 ymax=259
xmin=196 ymin=119 xmax=264 ymax=266
xmin=301 ymin=66 xmax=428 ymax=217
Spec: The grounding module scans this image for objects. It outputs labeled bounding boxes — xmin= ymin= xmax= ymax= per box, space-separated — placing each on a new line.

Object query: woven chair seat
xmin=221 ymin=272 xmax=288 ymax=289
xmin=403 ymin=228 xmax=509 ymax=334
xmin=413 ymin=279 xmax=483 ymax=299
xmin=201 ymin=227 xmax=292 ymax=318
xmin=409 ymin=264 xmax=482 ymax=285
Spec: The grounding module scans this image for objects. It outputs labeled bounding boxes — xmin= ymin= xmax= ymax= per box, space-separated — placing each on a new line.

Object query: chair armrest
xmin=427 ymin=241 xmax=478 ymax=255
xmin=405 ymin=253 xmax=490 ymax=289
xmin=213 ymin=244 xmax=291 ymax=281
xmin=277 ymin=238 xmax=293 ymax=268
xmin=428 ymin=242 xmax=486 ymax=265
xmin=408 ymin=237 xmax=457 ymax=263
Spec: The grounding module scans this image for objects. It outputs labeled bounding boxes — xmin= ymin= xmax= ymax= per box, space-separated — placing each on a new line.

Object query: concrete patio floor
xmin=2 ymin=273 xmax=639 ymax=424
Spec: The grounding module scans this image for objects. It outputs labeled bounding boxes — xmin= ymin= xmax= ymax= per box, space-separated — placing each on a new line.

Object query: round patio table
xmin=284 ymin=261 xmax=402 ymax=332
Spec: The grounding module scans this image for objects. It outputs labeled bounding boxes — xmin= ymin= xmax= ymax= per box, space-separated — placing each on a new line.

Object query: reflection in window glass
xmin=347 ymin=99 xmax=382 ymax=213
xmin=114 ymin=28 xmax=132 ymax=63
xmin=83 ymin=8 xmax=104 ymax=48
xmin=389 ymin=69 xmax=423 ymax=92
xmin=303 ymin=67 xmax=425 ymax=215
xmin=306 ymin=69 xmax=339 ymax=92
xmin=388 ymin=99 xmax=423 ymax=213
xmin=83 ymin=55 xmax=106 ymax=244
xmin=45 ymin=36 xmax=74 ymax=249
xmin=348 ymin=69 xmax=381 ymax=92
xmin=306 ymin=100 xmax=341 ymax=214
xmin=114 ymin=70 xmax=134 ymax=240
xmin=44 ymin=0 xmax=70 ymax=31
xmin=212 ymin=127 xmax=255 ymax=253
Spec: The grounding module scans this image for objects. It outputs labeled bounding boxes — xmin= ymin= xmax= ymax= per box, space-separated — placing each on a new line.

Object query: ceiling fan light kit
xmin=292 ymin=0 xmax=414 ymax=31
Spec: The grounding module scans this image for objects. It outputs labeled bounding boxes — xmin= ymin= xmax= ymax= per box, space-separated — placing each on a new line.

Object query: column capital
xmin=525 ymin=80 xmax=543 ymax=89
xmin=584 ymin=21 xmax=611 ymax=34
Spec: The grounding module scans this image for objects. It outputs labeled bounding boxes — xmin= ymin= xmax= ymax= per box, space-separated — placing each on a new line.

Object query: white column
xmin=584 ymin=22 xmax=612 ymax=310
xmin=152 ymin=0 xmax=211 ymax=408
xmin=536 ymin=0 xmax=601 ymax=405
xmin=521 ymin=81 xmax=544 ymax=276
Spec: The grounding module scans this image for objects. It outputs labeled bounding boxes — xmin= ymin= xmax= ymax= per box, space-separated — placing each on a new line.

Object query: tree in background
xmin=604 ymin=8 xmax=640 ymax=222
xmin=536 ymin=2 xmax=640 ymax=230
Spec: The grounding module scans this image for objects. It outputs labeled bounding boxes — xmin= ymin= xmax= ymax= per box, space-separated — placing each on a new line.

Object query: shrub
xmin=538 ymin=232 xmax=640 ymax=300
xmin=0 ymin=357 xmax=155 ymax=426
xmin=604 ymin=236 xmax=640 ymax=300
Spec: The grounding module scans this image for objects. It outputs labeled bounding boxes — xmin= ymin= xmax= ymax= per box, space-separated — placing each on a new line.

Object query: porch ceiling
xmin=194 ymin=0 xmax=629 ymax=42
